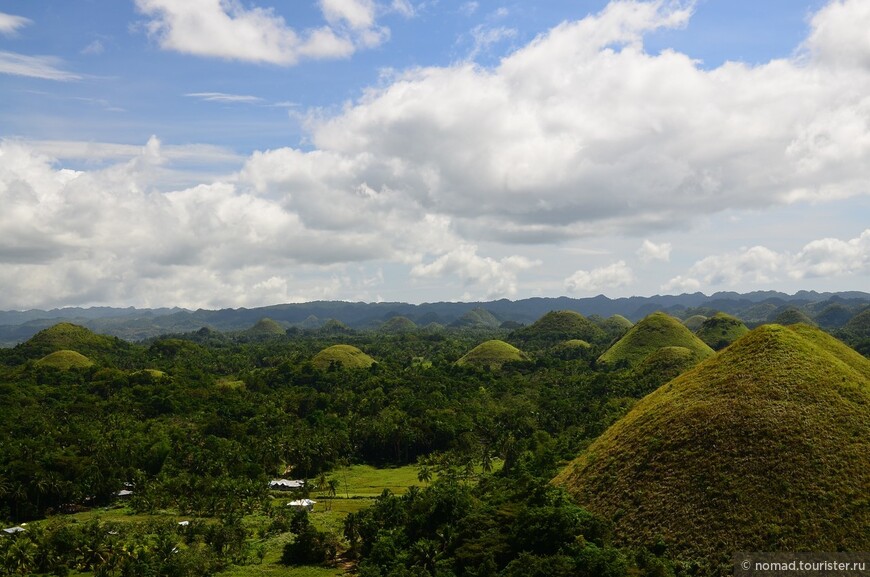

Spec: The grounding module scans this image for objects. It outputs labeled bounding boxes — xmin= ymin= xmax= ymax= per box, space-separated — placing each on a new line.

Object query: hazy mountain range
xmin=1 ymin=290 xmax=868 ymax=346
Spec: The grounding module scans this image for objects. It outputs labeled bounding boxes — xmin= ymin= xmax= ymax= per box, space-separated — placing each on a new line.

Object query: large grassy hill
xmin=555 ymin=324 xmax=870 ymax=567
xmin=34 ymin=349 xmax=95 ymax=370
xmin=379 ymin=316 xmax=418 ymax=333
xmin=312 ymin=344 xmax=376 ymax=370
xmin=9 ymin=322 xmax=133 ymax=365
xmin=242 ymin=318 xmax=286 ymax=338
xmin=511 ymin=310 xmax=606 ymax=348
xmin=694 ymin=312 xmax=749 ymax=350
xmin=456 ymin=340 xmax=530 ymax=369
xmin=597 ymin=312 xmax=714 ymax=368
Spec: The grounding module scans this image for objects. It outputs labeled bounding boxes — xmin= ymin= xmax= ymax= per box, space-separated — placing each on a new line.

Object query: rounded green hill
xmin=15 ymin=322 xmax=131 ymax=364
xmin=555 ymin=324 xmax=870 ymax=564
xmin=452 ymin=308 xmax=501 ymax=328
xmin=380 ymin=316 xmax=417 ymax=333
xmin=635 ymin=345 xmax=697 ymax=385
xmin=35 ymin=350 xmax=94 ymax=370
xmin=681 ymin=314 xmax=708 ymax=332
xmin=597 ymin=312 xmax=714 ymax=368
xmin=456 ymin=340 xmax=530 ymax=369
xmin=512 ymin=310 xmax=605 ymax=347
xmin=842 ymin=307 xmax=870 ymax=339
xmin=770 ymin=306 xmax=816 ymax=326
xmin=694 ymin=312 xmax=749 ymax=350
xmin=244 ymin=318 xmax=285 ymax=337
xmin=312 ymin=345 xmax=375 ymax=370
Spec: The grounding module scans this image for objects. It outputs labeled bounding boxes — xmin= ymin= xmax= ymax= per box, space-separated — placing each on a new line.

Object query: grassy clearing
xmin=325 ymin=463 xmax=425 ymax=497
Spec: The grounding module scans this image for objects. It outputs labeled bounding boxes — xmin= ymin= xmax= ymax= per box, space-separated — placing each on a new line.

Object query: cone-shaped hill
xmin=312 ymin=345 xmax=375 ymax=370
xmin=35 ymin=350 xmax=95 ymax=370
xmin=511 ymin=310 xmax=606 ymax=348
xmin=380 ymin=316 xmax=417 ymax=333
xmin=681 ymin=314 xmax=708 ymax=332
xmin=597 ymin=312 xmax=714 ymax=368
xmin=555 ymin=324 xmax=870 ymax=562
xmin=451 ymin=308 xmax=501 ymax=329
xmin=771 ymin=306 xmax=816 ymax=326
xmin=842 ymin=307 xmax=870 ymax=340
xmin=12 ymin=322 xmax=132 ymax=365
xmin=456 ymin=340 xmax=530 ymax=369
xmin=243 ymin=318 xmax=285 ymax=338
xmin=694 ymin=312 xmax=749 ymax=350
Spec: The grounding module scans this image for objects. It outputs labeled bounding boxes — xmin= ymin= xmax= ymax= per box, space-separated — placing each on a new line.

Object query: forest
xmin=0 ymin=304 xmax=867 ymax=577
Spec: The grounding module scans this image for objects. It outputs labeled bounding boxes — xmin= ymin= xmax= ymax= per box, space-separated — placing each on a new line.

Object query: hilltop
xmin=694 ymin=312 xmax=749 ymax=350
xmin=34 ymin=350 xmax=95 ymax=370
xmin=456 ymin=340 xmax=530 ymax=369
xmin=510 ymin=310 xmax=605 ymax=348
xmin=597 ymin=312 xmax=714 ymax=368
xmin=6 ymin=322 xmax=133 ymax=365
xmin=311 ymin=344 xmax=376 ymax=370
xmin=555 ymin=324 xmax=870 ymax=565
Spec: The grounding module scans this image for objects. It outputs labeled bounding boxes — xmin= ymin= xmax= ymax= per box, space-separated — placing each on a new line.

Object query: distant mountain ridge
xmin=1 ymin=290 xmax=868 ymax=345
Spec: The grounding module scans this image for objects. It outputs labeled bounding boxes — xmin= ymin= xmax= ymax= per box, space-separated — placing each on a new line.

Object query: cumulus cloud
xmin=0 ymin=12 xmax=31 ymax=35
xmin=305 ymin=0 xmax=870 ymax=243
xmin=662 ymin=229 xmax=870 ymax=291
xmin=565 ymin=261 xmax=634 ymax=294
xmin=134 ymin=0 xmax=391 ymax=64
xmin=411 ymin=244 xmax=538 ymax=299
xmin=637 ymin=239 xmax=671 ymax=262
xmin=4 ymin=1 xmax=870 ymax=308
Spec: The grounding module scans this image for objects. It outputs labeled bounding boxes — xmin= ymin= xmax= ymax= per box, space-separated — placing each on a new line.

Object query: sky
xmin=1 ymin=0 xmax=869 ymax=310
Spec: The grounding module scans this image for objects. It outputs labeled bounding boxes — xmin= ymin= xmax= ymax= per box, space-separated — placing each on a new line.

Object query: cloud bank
xmin=2 ymin=0 xmax=870 ymax=307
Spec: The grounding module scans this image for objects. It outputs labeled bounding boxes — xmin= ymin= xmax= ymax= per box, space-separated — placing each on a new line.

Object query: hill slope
xmin=35 ymin=350 xmax=95 ymax=370
xmin=9 ymin=322 xmax=132 ymax=364
xmin=456 ymin=340 xmax=530 ymax=369
xmin=555 ymin=324 xmax=870 ymax=564
xmin=694 ymin=312 xmax=749 ymax=350
xmin=511 ymin=310 xmax=605 ymax=347
xmin=597 ymin=312 xmax=714 ymax=367
xmin=312 ymin=344 xmax=375 ymax=370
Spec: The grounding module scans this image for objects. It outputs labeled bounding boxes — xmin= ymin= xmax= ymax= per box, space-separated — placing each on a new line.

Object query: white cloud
xmin=320 ymin=0 xmax=375 ymax=30
xmin=0 ymin=12 xmax=31 ymax=35
xmin=390 ymin=0 xmax=415 ymax=18
xmin=305 ymin=0 xmax=870 ymax=244
xmin=460 ymin=2 xmax=479 ymax=17
xmin=468 ymin=25 xmax=517 ymax=60
xmin=185 ymin=92 xmax=263 ymax=103
xmin=804 ymin=0 xmax=870 ymax=69
xmin=662 ymin=229 xmax=870 ymax=291
xmin=81 ymin=40 xmax=105 ymax=55
xmin=411 ymin=244 xmax=538 ymax=299
xmin=0 ymin=51 xmax=80 ymax=80
xmin=637 ymin=239 xmax=671 ymax=262
xmin=134 ymin=0 xmax=389 ymax=64
xmin=565 ymin=261 xmax=634 ymax=294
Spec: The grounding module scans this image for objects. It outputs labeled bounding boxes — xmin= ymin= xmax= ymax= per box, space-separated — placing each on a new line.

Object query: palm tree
xmin=326 ymin=479 xmax=339 ymax=511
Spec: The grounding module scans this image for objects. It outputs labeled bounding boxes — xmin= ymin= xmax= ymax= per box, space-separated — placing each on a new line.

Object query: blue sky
xmin=1 ymin=0 xmax=868 ymax=309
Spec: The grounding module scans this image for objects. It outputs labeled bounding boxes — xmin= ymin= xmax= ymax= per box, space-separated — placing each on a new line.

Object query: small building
xmin=269 ymin=478 xmax=305 ymax=490
xmin=2 ymin=526 xmax=26 ymax=535
xmin=287 ymin=499 xmax=316 ymax=511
